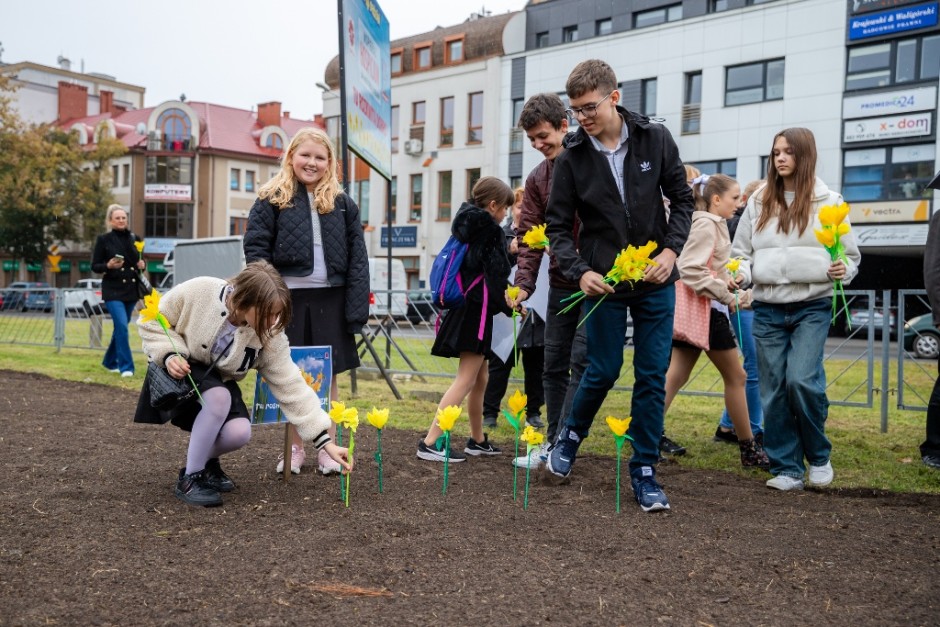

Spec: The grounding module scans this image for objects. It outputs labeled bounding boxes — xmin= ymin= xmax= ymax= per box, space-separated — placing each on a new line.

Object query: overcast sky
xmin=2 ymin=0 xmax=524 ymax=120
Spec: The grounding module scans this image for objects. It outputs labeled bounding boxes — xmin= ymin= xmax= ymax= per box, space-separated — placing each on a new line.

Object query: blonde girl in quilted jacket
xmin=663 ymin=174 xmax=769 ymax=468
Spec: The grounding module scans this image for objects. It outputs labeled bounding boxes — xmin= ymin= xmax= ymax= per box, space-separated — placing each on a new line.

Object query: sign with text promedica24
xmin=849 ymin=2 xmax=938 ymax=40
xmin=342 ymin=0 xmax=392 ymax=180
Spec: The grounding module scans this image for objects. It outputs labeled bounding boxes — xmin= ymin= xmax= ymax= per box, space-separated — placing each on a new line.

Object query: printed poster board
xmin=251 ymin=346 xmax=332 ymax=425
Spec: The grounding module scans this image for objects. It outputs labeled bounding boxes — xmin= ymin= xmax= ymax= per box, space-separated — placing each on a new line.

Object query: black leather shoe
xmin=526 ymin=414 xmax=545 ymax=429
xmin=175 ymin=469 xmax=223 ymax=507
xmin=483 ymin=415 xmax=497 ymax=428
xmin=713 ymin=426 xmax=737 ymax=444
xmin=659 ymin=434 xmax=687 ymax=456
xmin=204 ymin=458 xmax=236 ymax=492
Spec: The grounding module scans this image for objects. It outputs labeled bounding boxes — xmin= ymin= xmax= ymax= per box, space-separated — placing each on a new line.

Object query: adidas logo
xmin=640 ymin=161 xmax=651 ymax=172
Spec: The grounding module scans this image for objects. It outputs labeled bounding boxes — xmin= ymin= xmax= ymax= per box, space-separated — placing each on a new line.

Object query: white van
xmin=368 ymin=257 xmax=408 ymax=319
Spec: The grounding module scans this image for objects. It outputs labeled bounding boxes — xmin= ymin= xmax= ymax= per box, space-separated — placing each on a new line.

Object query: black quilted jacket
xmin=243 ymin=184 xmax=370 ymax=332
xmin=452 ymin=202 xmax=512 ymax=316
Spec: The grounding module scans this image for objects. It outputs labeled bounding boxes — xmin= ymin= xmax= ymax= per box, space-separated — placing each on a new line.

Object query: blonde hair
xmin=684 ymin=164 xmax=701 ymax=186
xmin=258 ymin=127 xmax=341 ymax=214
xmin=228 ymin=261 xmax=292 ymax=346
xmin=106 ymin=204 xmax=126 ymax=228
xmin=691 ymin=174 xmax=738 ymax=212
xmin=513 ymin=186 xmax=525 ymax=205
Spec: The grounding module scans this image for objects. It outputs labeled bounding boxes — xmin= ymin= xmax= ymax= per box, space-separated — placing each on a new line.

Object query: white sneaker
xmin=121 ymin=371 xmax=134 ymax=377
xmin=276 ymin=445 xmax=305 ymax=474
xmin=107 ymin=368 xmax=120 ymax=374
xmin=512 ymin=443 xmax=549 ymax=469
xmin=317 ymin=448 xmax=342 ymax=475
xmin=766 ymin=475 xmax=804 ymax=491
xmin=807 ymin=461 xmax=834 ymax=487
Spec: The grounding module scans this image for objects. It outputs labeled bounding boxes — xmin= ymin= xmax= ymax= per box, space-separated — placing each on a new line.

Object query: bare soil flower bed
xmin=1 ymin=370 xmax=936 ymax=625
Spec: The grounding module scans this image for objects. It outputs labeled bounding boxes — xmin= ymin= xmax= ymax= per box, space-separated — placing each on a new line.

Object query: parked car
xmin=903 ymin=314 xmax=940 ymax=360
xmin=843 ymin=298 xmax=897 ymax=338
xmin=406 ymin=290 xmax=439 ymax=325
xmin=63 ymin=279 xmax=104 ymax=316
xmin=1 ymin=281 xmax=54 ymax=312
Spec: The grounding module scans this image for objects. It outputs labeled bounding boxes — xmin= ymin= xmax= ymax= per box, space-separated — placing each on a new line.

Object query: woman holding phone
xmin=92 ymin=204 xmax=145 ymax=377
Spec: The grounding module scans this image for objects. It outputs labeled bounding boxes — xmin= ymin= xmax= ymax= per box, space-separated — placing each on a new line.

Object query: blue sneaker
xmin=546 ymin=426 xmax=581 ymax=478
xmin=630 ymin=466 xmax=670 ymax=512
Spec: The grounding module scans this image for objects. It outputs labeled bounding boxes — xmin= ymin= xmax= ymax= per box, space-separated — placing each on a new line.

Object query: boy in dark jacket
xmin=544 ymin=60 xmax=694 ymax=512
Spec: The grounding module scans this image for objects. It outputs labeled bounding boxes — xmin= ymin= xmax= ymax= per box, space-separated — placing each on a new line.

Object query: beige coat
xmin=677 ymin=211 xmax=751 ymax=309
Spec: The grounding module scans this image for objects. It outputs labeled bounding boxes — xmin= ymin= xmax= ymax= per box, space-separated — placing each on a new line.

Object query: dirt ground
xmin=0 ymin=370 xmax=937 ymax=626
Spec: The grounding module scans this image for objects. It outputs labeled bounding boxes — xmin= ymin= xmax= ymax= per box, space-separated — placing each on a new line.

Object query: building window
xmin=391 ymin=106 xmax=400 ymax=153
xmin=122 ymin=164 xmax=129 ymax=186
xmin=413 ymin=101 xmax=426 ymax=125
xmin=725 ymin=59 xmax=785 ymax=106
xmin=641 ymin=78 xmax=658 ymax=116
xmin=230 ymin=169 xmax=240 ymax=191
xmin=414 ymin=44 xmax=432 ymax=70
xmin=466 ymin=168 xmax=481 ymax=198
xmin=230 ymin=217 xmax=248 ymax=236
xmin=145 ymin=203 xmax=192 ymax=238
xmin=682 ymin=71 xmax=702 ymax=135
xmin=157 ymin=108 xmax=192 ymax=149
xmin=146 ymin=156 xmax=193 ymax=184
xmin=326 ymin=116 xmax=340 ymax=148
xmin=445 ymin=36 xmax=464 ymax=64
xmin=390 ymin=176 xmax=397 ymax=223
xmin=846 ymin=34 xmax=940 ymax=90
xmin=510 ymin=176 xmax=522 ymax=190
xmin=468 ymin=92 xmax=483 ymax=144
xmin=710 ymin=0 xmax=730 ymax=12
xmin=390 ymin=49 xmax=403 ymax=75
xmin=265 ymin=134 xmax=283 ymax=150
xmin=352 ymin=180 xmax=370 ymax=223
xmin=562 ymin=25 xmax=578 ymax=42
xmin=761 ymin=155 xmax=771 ymax=178
xmin=690 ymin=159 xmax=737 ymax=178
xmin=438 ymin=171 xmax=452 ymax=221
xmin=245 ymin=170 xmax=255 ymax=193
xmin=510 ymin=98 xmax=525 ymax=153
xmin=634 ymin=4 xmax=682 ymax=28
xmin=596 ymin=18 xmax=612 ymax=36
xmin=410 ymin=174 xmax=422 ymax=221
xmin=535 ymin=31 xmax=549 ymax=48
xmin=843 ymin=144 xmax=936 ymax=202
xmin=440 ymin=97 xmax=454 ymax=147
xmin=112 ymin=165 xmax=119 ymax=187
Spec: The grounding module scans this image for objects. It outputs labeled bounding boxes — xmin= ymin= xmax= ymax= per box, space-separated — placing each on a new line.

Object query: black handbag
xmin=147 ymin=338 xmax=234 ymax=410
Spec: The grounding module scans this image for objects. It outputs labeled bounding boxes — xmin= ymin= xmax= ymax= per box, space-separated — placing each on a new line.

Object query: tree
xmin=0 ymin=74 xmax=127 ymax=263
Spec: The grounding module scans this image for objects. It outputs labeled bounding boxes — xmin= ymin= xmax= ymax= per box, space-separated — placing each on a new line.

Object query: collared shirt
xmin=588 ymin=116 xmax=629 ymax=204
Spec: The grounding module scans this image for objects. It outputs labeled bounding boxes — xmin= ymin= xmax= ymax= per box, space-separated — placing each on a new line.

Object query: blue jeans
xmin=719 ymin=308 xmax=763 ymax=435
xmin=565 ymin=285 xmax=675 ymax=469
xmin=752 ymin=298 xmax=832 ymax=479
xmin=543 ymin=286 xmax=588 ymax=444
xmin=103 ymin=299 xmax=137 ymax=374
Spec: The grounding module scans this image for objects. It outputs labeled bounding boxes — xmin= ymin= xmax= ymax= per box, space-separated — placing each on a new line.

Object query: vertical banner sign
xmin=342 ymin=0 xmax=392 ymax=180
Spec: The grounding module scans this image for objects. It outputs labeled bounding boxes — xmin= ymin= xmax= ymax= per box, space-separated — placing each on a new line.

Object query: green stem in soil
xmin=337 ymin=427 xmax=345 ymax=502
xmin=524 ymin=450 xmax=532 ymax=510
xmin=442 ymin=431 xmax=450 ymax=495
xmin=375 ymin=429 xmax=383 ymax=494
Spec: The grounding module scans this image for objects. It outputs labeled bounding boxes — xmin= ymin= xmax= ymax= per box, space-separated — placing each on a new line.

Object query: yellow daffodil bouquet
xmin=329 ymin=401 xmax=359 ymax=506
xmin=521 ymin=223 xmax=549 ymax=250
xmin=138 ymin=289 xmax=204 ymax=404
xmin=436 ymin=405 xmax=462 ymax=495
xmin=725 ymin=257 xmax=745 ymax=341
xmin=606 ymin=415 xmax=634 ymax=513
xmin=559 ymin=241 xmax=659 ymax=327
xmin=500 ymin=390 xmax=527 ymax=499
xmin=367 ymin=407 xmax=390 ymax=493
xmin=520 ymin=425 xmax=545 ymax=510
xmin=813 ymin=202 xmax=852 ymax=327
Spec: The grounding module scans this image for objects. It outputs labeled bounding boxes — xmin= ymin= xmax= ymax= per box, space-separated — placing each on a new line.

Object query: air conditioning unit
xmin=404 ymin=138 xmax=423 ymax=156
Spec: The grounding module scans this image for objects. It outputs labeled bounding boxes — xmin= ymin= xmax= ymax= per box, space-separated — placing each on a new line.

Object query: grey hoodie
xmin=731 ymin=177 xmax=861 ymax=305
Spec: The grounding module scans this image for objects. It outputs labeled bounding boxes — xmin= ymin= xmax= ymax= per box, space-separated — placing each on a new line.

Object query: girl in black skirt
xmin=243 ymin=128 xmax=369 ymax=476
xmin=418 ymin=177 xmax=516 ymax=463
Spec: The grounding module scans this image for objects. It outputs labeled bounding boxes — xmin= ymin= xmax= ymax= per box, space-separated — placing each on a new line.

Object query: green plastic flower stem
xmin=513 ymin=434 xmax=519 ymax=500
xmin=615 ymin=438 xmax=624 ymax=514
xmin=345 ymin=431 xmax=354 ymax=508
xmin=375 ymin=429 xmax=383 ymax=493
xmin=337 ymin=427 xmax=345 ymax=502
xmin=557 ymin=292 xmax=587 ymax=315
xmin=577 ymin=294 xmax=609 ymax=329
xmin=442 ymin=431 xmax=450 ymax=495
xmin=512 ymin=311 xmax=519 ymax=373
xmin=734 ymin=292 xmax=743 ymax=348
xmin=524 ymin=450 xmax=532 ymax=510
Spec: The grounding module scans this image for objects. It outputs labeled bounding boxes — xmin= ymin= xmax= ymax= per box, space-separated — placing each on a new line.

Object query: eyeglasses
xmin=565 ymin=92 xmax=613 ymax=120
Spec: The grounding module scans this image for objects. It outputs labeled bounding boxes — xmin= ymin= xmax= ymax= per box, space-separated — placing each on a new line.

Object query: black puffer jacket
xmin=453 ymin=202 xmax=512 ymax=316
xmin=91 ymin=229 xmax=143 ymax=302
xmin=243 ymin=184 xmax=370 ymax=332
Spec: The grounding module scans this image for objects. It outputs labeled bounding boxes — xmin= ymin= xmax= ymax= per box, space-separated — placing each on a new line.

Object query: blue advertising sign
xmin=342 ymin=0 xmax=392 ymax=180
xmin=380 ymin=226 xmax=418 ymax=248
xmin=251 ymin=346 xmax=332 ymax=425
xmin=849 ymin=2 xmax=938 ymax=40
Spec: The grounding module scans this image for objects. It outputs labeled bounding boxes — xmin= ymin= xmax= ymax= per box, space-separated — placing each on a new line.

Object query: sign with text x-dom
xmin=342 ymin=0 xmax=392 ymax=180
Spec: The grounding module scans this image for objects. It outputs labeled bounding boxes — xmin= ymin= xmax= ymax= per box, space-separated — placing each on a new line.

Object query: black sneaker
xmin=713 ymin=426 xmax=737 ymax=444
xmin=526 ymin=414 xmax=545 ymax=429
xmin=546 ymin=426 xmax=581 ymax=478
xmin=923 ymin=455 xmax=940 ymax=470
xmin=175 ymin=469 xmax=223 ymax=507
xmin=417 ymin=437 xmax=467 ymax=463
xmin=204 ymin=458 xmax=236 ymax=492
xmin=464 ymin=434 xmax=502 ymax=456
xmin=659 ymin=433 xmax=687 ymax=456
xmin=483 ymin=415 xmax=498 ymax=428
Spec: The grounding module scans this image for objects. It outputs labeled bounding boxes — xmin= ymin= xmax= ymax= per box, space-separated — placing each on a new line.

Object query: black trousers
xmin=922 ymin=356 xmax=940 ymax=458
xmin=482 ymin=346 xmax=545 ymax=424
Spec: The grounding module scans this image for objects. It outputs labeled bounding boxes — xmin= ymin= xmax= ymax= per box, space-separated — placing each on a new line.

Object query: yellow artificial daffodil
xmin=726 ymin=258 xmax=741 ymax=274
xmin=436 ymin=405 xmax=461 ymax=432
xmin=138 ymin=289 xmax=168 ymax=328
xmin=814 ymin=228 xmax=836 ymax=248
xmin=818 ymin=202 xmax=850 ymax=227
xmin=521 ymin=223 xmax=549 ymax=249
xmin=367 ymin=407 xmax=389 ymax=430
xmin=134 ymin=240 xmax=145 ymax=254
xmin=506 ymin=285 xmax=520 ymax=301
xmin=520 ymin=425 xmax=544 ymax=447
xmin=329 ymin=401 xmax=359 ymax=431
xmin=606 ymin=415 xmax=632 ymax=437
xmin=507 ymin=389 xmax=527 ymax=416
